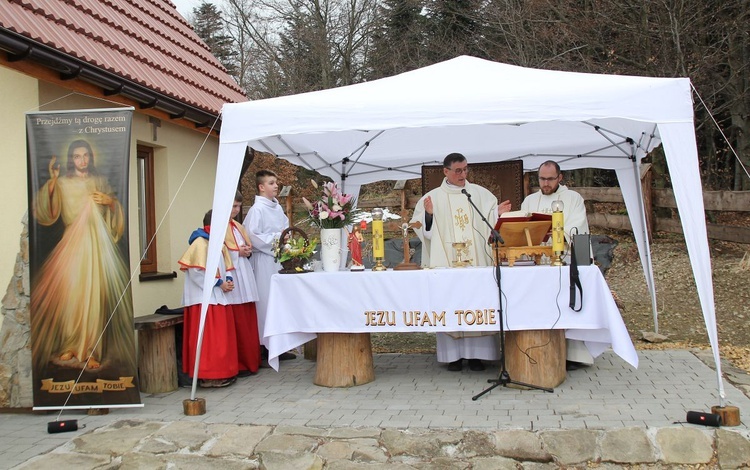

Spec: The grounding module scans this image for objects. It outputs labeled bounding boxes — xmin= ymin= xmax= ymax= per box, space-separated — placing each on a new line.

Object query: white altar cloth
xmin=264 ymin=265 xmax=638 ymax=371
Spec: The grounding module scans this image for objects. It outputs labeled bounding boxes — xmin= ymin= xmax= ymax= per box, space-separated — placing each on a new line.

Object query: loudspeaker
xmin=686 ymin=411 xmax=722 ymax=427
xmin=47 ymin=419 xmax=78 ymax=433
xmin=573 ymin=234 xmax=591 ymax=266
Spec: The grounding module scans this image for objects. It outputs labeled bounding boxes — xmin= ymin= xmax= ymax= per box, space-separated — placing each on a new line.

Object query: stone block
xmin=600 ymin=427 xmax=657 ymax=463
xmin=655 ymin=427 xmax=713 ymax=464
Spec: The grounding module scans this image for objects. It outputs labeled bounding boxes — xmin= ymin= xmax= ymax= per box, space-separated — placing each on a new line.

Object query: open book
xmin=530 ymin=212 xmax=552 ymax=222
xmin=495 ymin=210 xmax=530 ymax=230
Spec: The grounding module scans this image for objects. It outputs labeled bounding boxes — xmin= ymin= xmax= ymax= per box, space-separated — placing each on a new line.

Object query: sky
xmin=171 ymin=0 xmax=219 ymax=18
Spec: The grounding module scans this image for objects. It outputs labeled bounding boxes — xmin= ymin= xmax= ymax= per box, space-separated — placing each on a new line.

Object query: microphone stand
xmin=459 ymin=189 xmax=553 ymax=399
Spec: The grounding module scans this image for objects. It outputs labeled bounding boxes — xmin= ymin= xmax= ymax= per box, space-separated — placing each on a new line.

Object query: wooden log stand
xmin=183 ymin=398 xmax=206 ymax=416
xmin=304 ymin=338 xmax=318 ymax=361
xmin=133 ymin=313 xmax=184 ymax=394
xmin=711 ymin=405 xmax=741 ymax=426
xmin=505 ymin=329 xmax=566 ymax=389
xmin=313 ymin=333 xmax=375 ymax=387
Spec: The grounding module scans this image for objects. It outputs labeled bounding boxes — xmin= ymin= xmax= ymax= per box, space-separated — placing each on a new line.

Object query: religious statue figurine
xmin=348 ymin=226 xmax=365 ymax=271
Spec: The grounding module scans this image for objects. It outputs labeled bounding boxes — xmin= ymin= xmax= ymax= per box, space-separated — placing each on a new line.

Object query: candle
xmin=372 ymin=208 xmax=385 ymax=259
xmin=552 ymin=211 xmax=564 ymax=252
xmin=551 ymin=200 xmax=565 ymax=254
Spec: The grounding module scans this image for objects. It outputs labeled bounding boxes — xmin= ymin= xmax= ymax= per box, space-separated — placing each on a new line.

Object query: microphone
xmin=461 ymin=188 xmax=471 ymax=198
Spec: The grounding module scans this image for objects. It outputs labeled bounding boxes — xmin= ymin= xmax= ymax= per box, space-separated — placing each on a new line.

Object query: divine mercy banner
xmin=26 ymin=108 xmax=141 ymax=409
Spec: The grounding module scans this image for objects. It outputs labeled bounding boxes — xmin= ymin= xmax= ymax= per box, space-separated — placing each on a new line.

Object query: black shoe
xmin=468 ymin=359 xmax=485 ymax=371
xmin=279 ymin=351 xmax=297 ymax=361
xmin=447 ymin=359 xmax=463 ymax=371
xmin=237 ymin=370 xmax=255 ymax=378
xmin=566 ymin=360 xmax=586 ymax=371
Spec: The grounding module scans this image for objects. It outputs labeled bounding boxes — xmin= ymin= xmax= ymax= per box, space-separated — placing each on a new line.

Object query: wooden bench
xmin=133 ymin=313 xmax=184 ymax=393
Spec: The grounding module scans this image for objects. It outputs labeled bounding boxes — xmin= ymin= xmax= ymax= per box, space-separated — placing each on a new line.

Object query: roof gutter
xmin=0 ymin=29 xmax=221 ymax=132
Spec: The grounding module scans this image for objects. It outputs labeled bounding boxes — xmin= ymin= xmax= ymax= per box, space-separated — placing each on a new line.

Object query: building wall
xmin=129 ymin=115 xmax=221 ymax=315
xmin=0 ymin=70 xmax=220 ymax=330
xmin=0 ymin=67 xmax=38 ymax=331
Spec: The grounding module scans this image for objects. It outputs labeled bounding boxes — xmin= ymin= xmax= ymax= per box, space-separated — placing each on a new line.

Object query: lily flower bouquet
xmin=302 ymin=180 xmax=359 ymax=229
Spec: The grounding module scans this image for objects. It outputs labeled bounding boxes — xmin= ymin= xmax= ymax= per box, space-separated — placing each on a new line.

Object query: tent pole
xmin=189 ymin=305 xmax=208 ymax=400
xmin=631 ymin=158 xmax=660 ymax=333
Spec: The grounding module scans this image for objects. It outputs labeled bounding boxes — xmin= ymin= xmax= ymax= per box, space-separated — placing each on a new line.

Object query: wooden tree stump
xmin=505 ymin=329 xmax=566 ymax=389
xmin=711 ymin=405 xmax=741 ymax=426
xmin=134 ymin=313 xmax=183 ymax=394
xmin=314 ymin=333 xmax=374 ymax=387
xmin=183 ymin=398 xmax=206 ymax=416
xmin=304 ymin=338 xmax=317 ymax=361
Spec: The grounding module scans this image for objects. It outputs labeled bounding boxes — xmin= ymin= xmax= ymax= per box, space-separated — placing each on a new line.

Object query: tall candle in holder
xmin=371 ymin=208 xmax=386 ymax=271
xmin=551 ymin=200 xmax=565 ymax=266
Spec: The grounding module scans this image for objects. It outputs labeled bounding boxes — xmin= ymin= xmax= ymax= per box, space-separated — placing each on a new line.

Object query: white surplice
xmin=522 ymin=184 xmax=593 ymax=364
xmin=521 ymin=184 xmax=590 ymax=242
xmin=225 ymin=221 xmax=259 ymax=304
xmin=243 ymin=196 xmax=289 ymax=345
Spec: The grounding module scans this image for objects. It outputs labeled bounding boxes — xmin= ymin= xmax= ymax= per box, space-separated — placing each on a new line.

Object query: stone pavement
xmin=1 ymin=350 xmax=749 ymax=469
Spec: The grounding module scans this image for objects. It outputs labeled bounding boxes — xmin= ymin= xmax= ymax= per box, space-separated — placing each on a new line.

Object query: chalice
xmin=451 ymin=241 xmax=472 ymax=267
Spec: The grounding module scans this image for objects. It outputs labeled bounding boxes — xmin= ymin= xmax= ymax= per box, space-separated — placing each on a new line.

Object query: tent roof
xmin=220 ymin=56 xmax=693 ymax=185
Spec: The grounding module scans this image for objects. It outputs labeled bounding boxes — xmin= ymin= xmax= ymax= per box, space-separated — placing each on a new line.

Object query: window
xmin=137 ymin=145 xmax=157 ymax=274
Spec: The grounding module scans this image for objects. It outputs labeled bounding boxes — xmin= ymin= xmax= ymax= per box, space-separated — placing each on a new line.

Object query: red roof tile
xmin=0 ymin=0 xmax=247 ymax=115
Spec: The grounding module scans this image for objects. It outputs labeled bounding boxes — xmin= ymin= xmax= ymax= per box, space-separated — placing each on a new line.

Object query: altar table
xmin=264 ymin=265 xmax=638 ymax=374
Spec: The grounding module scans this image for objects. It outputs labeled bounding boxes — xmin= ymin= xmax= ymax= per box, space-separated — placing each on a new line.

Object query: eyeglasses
xmin=538 ymin=175 xmax=560 ymax=182
xmin=449 ymin=167 xmax=469 ymax=175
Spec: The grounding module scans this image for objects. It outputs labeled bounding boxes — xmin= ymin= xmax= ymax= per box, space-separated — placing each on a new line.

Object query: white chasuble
xmin=412 ymin=179 xmax=498 ymax=269
xmin=412 ymin=179 xmax=501 ymax=361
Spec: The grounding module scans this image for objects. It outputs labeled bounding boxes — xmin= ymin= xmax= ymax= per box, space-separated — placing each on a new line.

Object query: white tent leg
xmin=630 ymin=160 xmax=660 ymax=333
xmin=199 ymin=141 xmax=248 ymax=401
xmin=189 ymin=305 xmax=209 ymax=400
xmin=658 ymin=123 xmax=725 ymax=404
xmin=616 ymin=164 xmax=660 ymax=335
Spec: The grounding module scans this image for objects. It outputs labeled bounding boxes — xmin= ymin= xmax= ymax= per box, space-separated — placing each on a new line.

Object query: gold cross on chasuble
xmin=448 ymin=195 xmax=474 ymax=246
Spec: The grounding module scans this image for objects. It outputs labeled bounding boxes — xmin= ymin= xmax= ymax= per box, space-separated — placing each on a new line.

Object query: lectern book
xmin=530 ymin=212 xmax=552 ymax=222
xmin=494 ymin=211 xmax=531 ymax=231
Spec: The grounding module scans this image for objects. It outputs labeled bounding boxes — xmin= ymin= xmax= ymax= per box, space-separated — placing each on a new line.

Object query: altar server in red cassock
xmin=179 ymin=210 xmax=238 ymax=388
xmin=225 ymin=192 xmax=262 ymax=376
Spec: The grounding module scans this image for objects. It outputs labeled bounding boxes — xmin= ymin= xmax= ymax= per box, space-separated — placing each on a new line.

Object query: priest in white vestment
xmin=411 ymin=153 xmax=511 ymax=372
xmin=521 ymin=160 xmax=593 ymax=366
xmin=521 ymin=161 xmax=589 ymax=243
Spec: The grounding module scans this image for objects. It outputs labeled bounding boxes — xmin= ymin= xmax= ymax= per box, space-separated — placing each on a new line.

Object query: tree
xmin=191 ymin=2 xmax=238 ymax=78
xmin=224 ymin=0 xmax=378 ymax=98
xmin=423 ymin=0 xmax=483 ymax=62
xmin=368 ymin=0 xmax=430 ymax=79
xmin=219 ymin=0 xmax=748 ymax=190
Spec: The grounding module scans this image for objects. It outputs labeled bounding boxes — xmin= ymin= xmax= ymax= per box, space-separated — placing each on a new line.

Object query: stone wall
xmin=0 ymin=213 xmax=33 ymax=408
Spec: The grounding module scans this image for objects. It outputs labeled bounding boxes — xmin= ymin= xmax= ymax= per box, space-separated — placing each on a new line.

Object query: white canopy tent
xmin=199 ymin=56 xmax=724 ymax=401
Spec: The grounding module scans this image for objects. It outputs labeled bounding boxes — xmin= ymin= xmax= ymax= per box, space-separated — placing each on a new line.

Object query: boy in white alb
xmin=243 ymin=170 xmax=296 ymax=360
